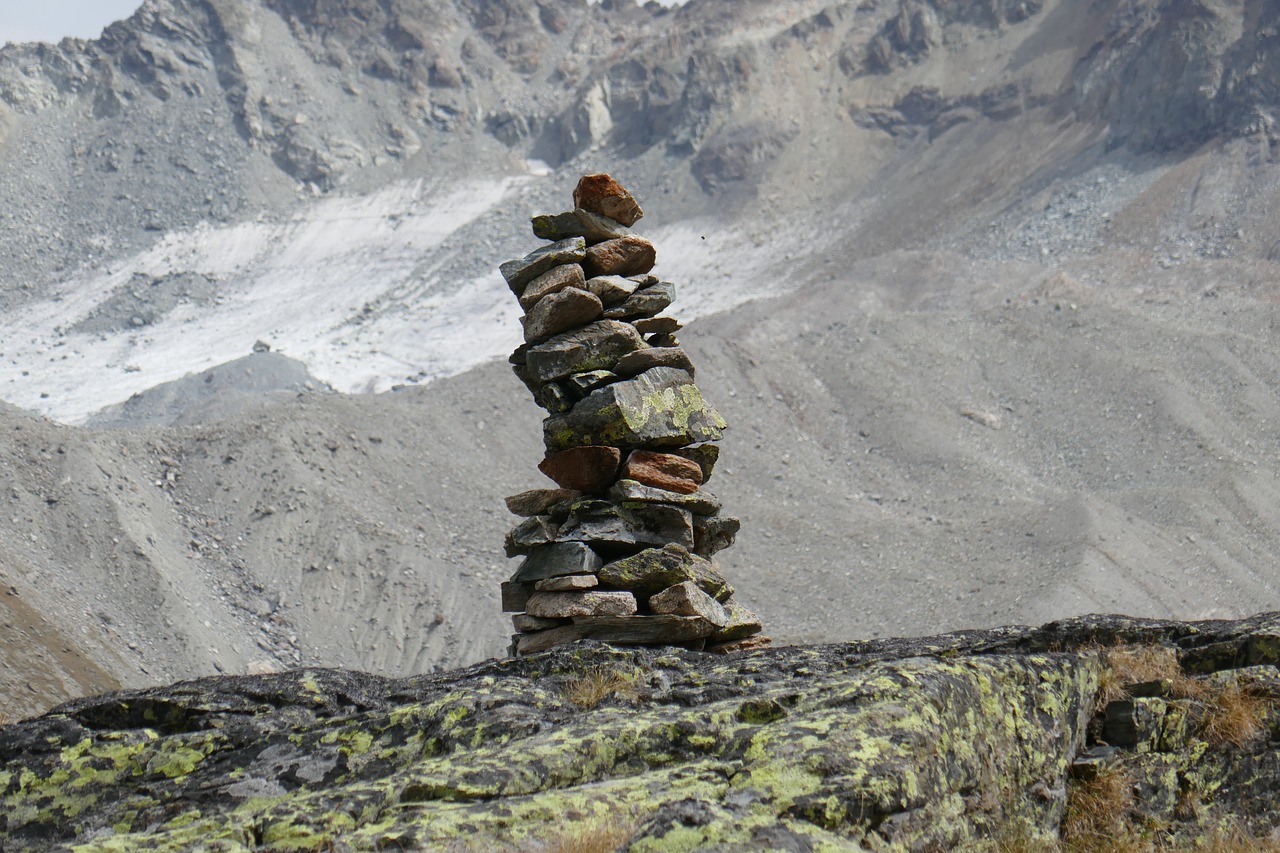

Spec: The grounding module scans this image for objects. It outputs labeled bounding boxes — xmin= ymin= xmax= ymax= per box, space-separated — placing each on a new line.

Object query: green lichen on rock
xmin=1 ymin=615 xmax=1278 ymax=850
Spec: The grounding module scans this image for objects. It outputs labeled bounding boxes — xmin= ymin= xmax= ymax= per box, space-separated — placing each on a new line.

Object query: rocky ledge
xmin=2 ymin=614 xmax=1279 ymax=851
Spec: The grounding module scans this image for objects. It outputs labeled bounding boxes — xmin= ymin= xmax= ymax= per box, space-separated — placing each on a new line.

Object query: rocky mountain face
xmin=2 ymin=614 xmax=1278 ymax=850
xmin=2 ymin=0 xmax=1280 ymax=724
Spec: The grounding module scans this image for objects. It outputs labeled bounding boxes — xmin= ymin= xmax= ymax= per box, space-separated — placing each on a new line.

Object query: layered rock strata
xmin=500 ymin=174 xmax=765 ymax=655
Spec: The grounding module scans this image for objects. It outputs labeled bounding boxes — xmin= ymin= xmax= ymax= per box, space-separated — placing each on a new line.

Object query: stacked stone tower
xmin=500 ymin=174 xmax=767 ymax=656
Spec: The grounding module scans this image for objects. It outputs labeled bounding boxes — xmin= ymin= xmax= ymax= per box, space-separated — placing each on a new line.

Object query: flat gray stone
xmin=584 ymin=275 xmax=639 ymax=307
xmin=572 ymin=615 xmax=717 ymax=644
xmin=566 ymin=370 xmax=617 ymax=396
xmin=505 ymin=489 xmax=583 ymax=517
xmin=557 ymin=499 xmax=694 ymax=550
xmin=531 ymin=209 xmax=635 ymax=244
xmin=526 ymin=590 xmax=637 ymax=619
xmin=504 ymin=516 xmax=559 ymax=558
xmin=518 ymin=263 xmax=586 ymax=312
xmin=543 ymin=367 xmax=727 ymax=452
xmin=513 ymin=614 xmax=569 ymax=632
xmin=710 ymin=602 xmax=765 ymax=643
xmin=597 ymin=543 xmax=732 ymax=600
xmin=535 ymin=575 xmax=599 ymax=592
xmin=604 ymin=281 xmax=675 ymax=320
xmin=511 ymin=541 xmax=604 ymax=584
xmin=609 ymin=479 xmax=722 ymax=515
xmin=516 ymin=624 xmax=586 ymax=654
xmin=525 ymin=320 xmax=645 ymax=384
xmin=694 ymin=515 xmax=740 ymax=557
xmin=613 ymin=346 xmax=695 ymax=378
xmin=500 ymin=237 xmax=587 ymax=295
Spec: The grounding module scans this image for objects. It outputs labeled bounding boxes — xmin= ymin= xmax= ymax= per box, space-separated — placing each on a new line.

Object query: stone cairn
xmin=500 ymin=174 xmax=768 ymax=656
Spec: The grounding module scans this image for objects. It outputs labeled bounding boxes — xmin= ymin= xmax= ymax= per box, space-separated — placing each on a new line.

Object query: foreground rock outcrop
xmin=2 ymin=613 xmax=1278 ymax=851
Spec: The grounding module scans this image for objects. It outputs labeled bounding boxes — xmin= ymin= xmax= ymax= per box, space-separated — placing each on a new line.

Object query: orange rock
xmin=573 ymin=173 xmax=644 ymax=226
xmin=538 ymin=445 xmax=622 ymax=493
xmin=622 ymin=450 xmax=704 ymax=494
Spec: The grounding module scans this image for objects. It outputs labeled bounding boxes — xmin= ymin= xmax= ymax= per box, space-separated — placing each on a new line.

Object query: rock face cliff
xmin=2 ymin=613 xmax=1278 ymax=851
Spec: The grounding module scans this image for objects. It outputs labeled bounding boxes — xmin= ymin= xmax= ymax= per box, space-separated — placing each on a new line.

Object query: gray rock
xmin=516 ymin=624 xmax=586 ymax=654
xmin=649 ymin=581 xmax=730 ymax=627
xmin=500 ymin=237 xmax=587 ymax=295
xmin=531 ymin=209 xmax=635 ymax=245
xmin=557 ymin=499 xmax=694 ymax=550
xmin=526 ymin=590 xmax=637 ymax=619
xmin=675 ymin=445 xmax=720 ymax=482
xmin=573 ymin=614 xmax=717 ymax=644
xmin=597 ymin=543 xmax=732 ymax=600
xmin=504 ymin=516 xmax=559 ymax=558
xmin=522 ymin=287 xmax=603 ymax=343
xmin=584 ymin=275 xmax=639 ymax=307
xmin=535 ymin=382 xmax=574 ymax=414
xmin=604 ymin=281 xmax=676 ymax=320
xmin=504 ymin=488 xmax=583 ymax=517
xmin=525 ymin=320 xmax=645 ymax=384
xmin=518 ymin=263 xmax=586 ymax=312
xmin=535 ymin=575 xmax=599 ymax=592
xmin=512 ymin=614 xmax=568 ymax=632
xmin=511 ymin=542 xmax=604 ymax=583
xmin=609 ymin=479 xmax=723 ymax=515
xmin=613 ymin=346 xmax=695 ymax=378
xmin=633 ymin=317 xmax=681 ymax=335
xmin=710 ymin=602 xmax=765 ymax=643
xmin=566 ymin=370 xmax=617 ymax=396
xmin=694 ymin=515 xmax=740 ymax=557
xmin=501 ymin=582 xmax=535 ymax=613
xmin=543 ymin=367 xmax=727 ymax=451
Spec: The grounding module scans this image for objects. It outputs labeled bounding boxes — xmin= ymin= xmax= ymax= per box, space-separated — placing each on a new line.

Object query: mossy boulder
xmin=1 ymin=614 xmax=1279 ymax=851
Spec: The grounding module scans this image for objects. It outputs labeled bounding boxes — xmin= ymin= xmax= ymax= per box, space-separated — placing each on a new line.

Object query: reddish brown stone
xmin=573 ymin=173 xmax=644 ymax=226
xmin=538 ymin=445 xmax=622 ymax=493
xmin=583 ymin=236 xmax=656 ymax=279
xmin=622 ymin=450 xmax=704 ymax=494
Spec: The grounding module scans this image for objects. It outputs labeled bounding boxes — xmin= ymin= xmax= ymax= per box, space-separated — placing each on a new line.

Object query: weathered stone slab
xmin=708 ymin=635 xmax=773 ymax=654
xmin=518 ymin=263 xmax=586 ymax=311
xmin=525 ymin=320 xmax=645 ymax=384
xmin=573 ymin=615 xmax=716 ymax=644
xmin=584 ymin=275 xmax=639 ymax=307
xmin=613 ymin=346 xmax=695 ymax=378
xmin=610 ymin=479 xmax=722 ymax=515
xmin=604 ymin=282 xmax=675 ymax=320
xmin=511 ymin=542 xmax=604 ymax=583
xmin=535 ymin=575 xmax=599 ymax=592
xmin=633 ymin=316 xmax=681 ymax=335
xmin=573 ymin=173 xmax=644 ymax=226
xmin=504 ymin=516 xmax=559 ymax=557
xmin=532 ymin=208 xmax=634 ymax=244
xmin=516 ymin=624 xmax=586 ymax=654
xmin=523 ymin=287 xmax=603 ymax=343
xmin=500 ymin=237 xmax=586 ymax=295
xmin=538 ymin=446 xmax=622 ymax=493
xmin=557 ymin=500 xmax=694 ymax=550
xmin=566 ymin=370 xmax=617 ymax=396
xmin=526 ymin=591 xmax=637 ymax=619
xmin=505 ymin=488 xmax=582 ymax=517
xmin=649 ymin=581 xmax=730 ymax=627
xmin=513 ymin=614 xmax=569 ymax=632
xmin=584 ymin=236 xmax=656 ymax=279
xmin=709 ymin=601 xmax=764 ymax=643
xmin=501 ymin=581 xmax=535 ymax=613
xmin=622 ymin=451 xmax=704 ymax=495
xmin=694 ymin=515 xmax=740 ymax=557
xmin=543 ymin=367 xmax=727 ymax=452
xmin=597 ymin=543 xmax=730 ymax=599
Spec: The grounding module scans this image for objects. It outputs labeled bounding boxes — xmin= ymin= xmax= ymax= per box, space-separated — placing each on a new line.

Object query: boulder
xmin=649 ymin=581 xmax=730 ymax=627
xmin=525 ymin=591 xmax=637 ymax=619
xmin=500 ymin=237 xmax=586 ymax=295
xmin=543 ymin=367 xmax=727 ymax=452
xmin=511 ymin=542 xmax=604 ymax=583
xmin=524 ymin=320 xmax=645 ymax=384
xmin=518 ymin=263 xmax=586 ymax=311
xmin=532 ymin=209 xmax=634 ymax=244
xmin=622 ymin=451 xmax=704 ymax=494
xmin=584 ymin=236 xmax=657 ymax=278
xmin=522 ymin=287 xmax=603 ymax=343
xmin=538 ymin=446 xmax=622 ymax=493
xmin=573 ymin=173 xmax=644 ymax=226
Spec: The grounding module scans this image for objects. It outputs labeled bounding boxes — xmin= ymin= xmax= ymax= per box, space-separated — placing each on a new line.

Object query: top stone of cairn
xmin=574 ymin=174 xmax=644 ymax=227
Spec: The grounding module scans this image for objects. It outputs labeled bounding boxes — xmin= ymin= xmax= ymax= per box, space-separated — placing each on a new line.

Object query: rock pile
xmin=500 ymin=174 xmax=767 ymax=656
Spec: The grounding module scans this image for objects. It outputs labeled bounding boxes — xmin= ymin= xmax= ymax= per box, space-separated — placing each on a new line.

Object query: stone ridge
xmin=1 ymin=613 xmax=1278 ymax=850
xmin=501 ymin=174 xmax=764 ymax=656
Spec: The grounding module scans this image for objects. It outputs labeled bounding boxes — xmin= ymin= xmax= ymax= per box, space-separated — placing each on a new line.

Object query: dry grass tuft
xmin=535 ymin=821 xmax=639 ymax=853
xmin=561 ymin=667 xmax=641 ymax=709
xmin=1194 ymin=823 xmax=1280 ymax=852
xmin=1200 ymin=683 xmax=1269 ymax=748
xmin=1061 ymin=766 xmax=1141 ymax=853
xmin=1095 ymin=645 xmax=1203 ymax=707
